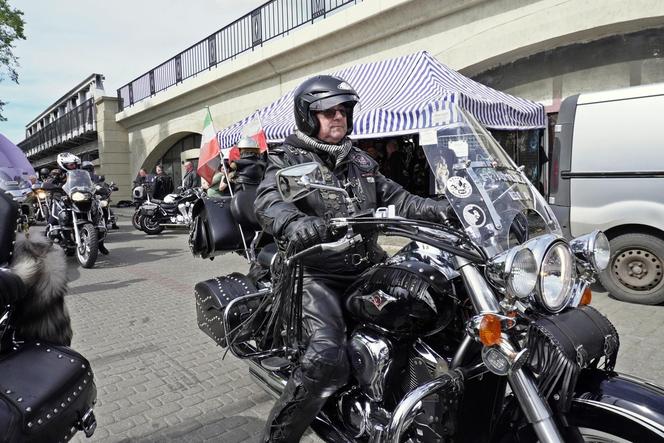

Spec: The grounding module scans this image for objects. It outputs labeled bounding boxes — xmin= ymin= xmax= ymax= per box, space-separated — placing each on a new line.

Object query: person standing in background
xmin=152 ymin=165 xmax=173 ymax=199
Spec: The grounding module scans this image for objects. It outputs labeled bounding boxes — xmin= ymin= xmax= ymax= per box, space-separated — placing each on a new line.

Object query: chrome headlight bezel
xmin=522 ymin=234 xmax=576 ymax=313
xmin=487 ymin=247 xmax=538 ymax=299
xmin=569 ymin=230 xmax=611 ymax=272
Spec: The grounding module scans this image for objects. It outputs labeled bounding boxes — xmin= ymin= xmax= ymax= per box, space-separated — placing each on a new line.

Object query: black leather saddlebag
xmin=527 ymin=305 xmax=619 ymax=412
xmin=195 ymin=273 xmax=261 ymax=347
xmin=0 ymin=341 xmax=97 ymax=442
xmin=190 ymin=197 xmax=253 ymax=259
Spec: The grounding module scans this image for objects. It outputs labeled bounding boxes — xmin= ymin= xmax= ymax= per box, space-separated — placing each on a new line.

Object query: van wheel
xmin=598 ymin=233 xmax=664 ymax=305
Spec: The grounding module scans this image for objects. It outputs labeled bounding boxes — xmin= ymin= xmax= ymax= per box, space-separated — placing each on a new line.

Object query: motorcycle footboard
xmin=0 ymin=341 xmax=97 ymax=442
xmin=194 ymin=273 xmax=263 ymax=347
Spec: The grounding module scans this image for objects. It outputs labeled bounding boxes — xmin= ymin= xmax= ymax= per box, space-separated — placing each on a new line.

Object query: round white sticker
xmin=462 ymin=204 xmax=486 ymax=228
xmin=446 ymin=176 xmax=472 ymax=198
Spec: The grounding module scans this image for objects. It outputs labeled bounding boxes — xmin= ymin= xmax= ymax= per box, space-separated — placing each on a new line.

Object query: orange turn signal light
xmin=580 ymin=287 xmax=592 ymax=305
xmin=479 ymin=314 xmax=502 ymax=346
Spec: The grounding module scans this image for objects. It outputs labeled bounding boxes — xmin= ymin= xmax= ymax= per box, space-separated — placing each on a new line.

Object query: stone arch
xmin=141 ymin=131 xmax=202 ymax=185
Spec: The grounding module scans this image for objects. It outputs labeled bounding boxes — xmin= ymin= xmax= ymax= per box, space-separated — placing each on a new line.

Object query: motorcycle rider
xmin=254 ymin=75 xmax=449 ymax=442
xmin=82 ymin=161 xmax=119 ymax=230
xmin=231 ymin=136 xmax=266 ymax=192
xmin=50 ymin=153 xmax=110 ymax=255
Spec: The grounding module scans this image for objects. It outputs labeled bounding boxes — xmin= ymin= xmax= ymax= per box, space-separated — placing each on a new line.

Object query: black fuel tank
xmin=345 ymin=260 xmax=455 ymax=336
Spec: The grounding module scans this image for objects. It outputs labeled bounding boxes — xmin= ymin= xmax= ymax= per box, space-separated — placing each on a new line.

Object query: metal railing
xmin=117 ymin=0 xmax=361 ymax=111
xmin=18 ymin=98 xmax=96 ymax=158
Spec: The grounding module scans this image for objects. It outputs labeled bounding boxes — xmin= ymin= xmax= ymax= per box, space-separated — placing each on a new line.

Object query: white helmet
xmin=57 ymin=152 xmax=81 ymax=171
xmin=237 ymin=136 xmax=259 ymax=150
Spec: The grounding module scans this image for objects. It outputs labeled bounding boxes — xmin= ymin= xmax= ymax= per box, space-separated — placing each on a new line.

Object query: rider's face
xmin=316 ymin=105 xmax=347 ymax=144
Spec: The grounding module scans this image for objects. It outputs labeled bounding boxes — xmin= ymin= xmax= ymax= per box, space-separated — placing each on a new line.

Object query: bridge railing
xmin=18 ymin=98 xmax=97 ymax=158
xmin=117 ymin=0 xmax=361 ymax=111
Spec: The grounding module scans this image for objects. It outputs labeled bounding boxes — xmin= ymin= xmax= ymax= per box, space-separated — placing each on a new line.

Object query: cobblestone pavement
xmin=60 ymin=208 xmax=664 ymax=442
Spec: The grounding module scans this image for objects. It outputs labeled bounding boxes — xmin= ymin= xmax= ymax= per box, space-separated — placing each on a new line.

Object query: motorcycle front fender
xmin=571 ymin=369 xmax=664 ymax=441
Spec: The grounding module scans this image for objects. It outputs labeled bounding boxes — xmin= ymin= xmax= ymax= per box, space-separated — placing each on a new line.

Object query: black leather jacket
xmin=255 ymin=134 xmax=446 ymax=273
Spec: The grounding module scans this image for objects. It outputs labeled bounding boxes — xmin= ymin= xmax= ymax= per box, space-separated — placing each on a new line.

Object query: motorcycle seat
xmin=257 ymin=242 xmax=277 ymax=268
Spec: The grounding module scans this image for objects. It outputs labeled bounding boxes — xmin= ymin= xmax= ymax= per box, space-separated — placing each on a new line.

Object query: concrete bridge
xmin=98 ymin=0 xmax=664 ymax=200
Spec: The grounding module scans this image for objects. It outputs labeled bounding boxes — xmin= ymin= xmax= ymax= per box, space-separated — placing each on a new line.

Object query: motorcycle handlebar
xmin=286 ymin=234 xmax=363 ymax=266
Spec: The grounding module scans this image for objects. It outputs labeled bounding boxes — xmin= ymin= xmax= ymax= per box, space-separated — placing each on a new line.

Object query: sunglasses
xmin=318 ymin=108 xmax=347 ymax=119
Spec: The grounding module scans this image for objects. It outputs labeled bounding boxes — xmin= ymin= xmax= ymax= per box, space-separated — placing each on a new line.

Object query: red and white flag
xmin=241 ymin=115 xmax=268 ymax=152
xmin=197 ymin=108 xmax=222 ymax=184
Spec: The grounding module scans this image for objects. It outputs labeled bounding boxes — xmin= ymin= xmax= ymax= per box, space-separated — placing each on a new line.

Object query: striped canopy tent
xmin=217 ymin=51 xmax=546 ymax=149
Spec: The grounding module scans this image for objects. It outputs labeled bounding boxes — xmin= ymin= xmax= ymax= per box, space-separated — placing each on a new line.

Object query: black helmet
xmin=81 ymin=161 xmax=94 ymax=173
xmin=39 ymin=167 xmax=50 ymax=178
xmin=293 ymin=75 xmax=359 ymax=137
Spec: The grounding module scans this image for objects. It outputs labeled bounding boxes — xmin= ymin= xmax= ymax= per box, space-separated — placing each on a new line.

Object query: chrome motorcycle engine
xmin=348 ymin=329 xmax=393 ymax=402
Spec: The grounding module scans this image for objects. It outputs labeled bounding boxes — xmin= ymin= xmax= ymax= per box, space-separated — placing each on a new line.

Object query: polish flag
xmin=240 ymin=116 xmax=268 ymax=152
xmin=197 ymin=108 xmax=222 ymax=184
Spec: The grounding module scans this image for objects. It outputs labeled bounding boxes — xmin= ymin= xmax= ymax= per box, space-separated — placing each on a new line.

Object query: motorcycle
xmin=139 ymin=187 xmax=203 ymax=235
xmin=94 ymin=180 xmax=119 ymax=230
xmin=0 ymin=192 xmax=97 ymax=442
xmin=191 ymin=103 xmax=664 ymax=442
xmin=29 ymin=184 xmax=50 ymax=223
xmin=0 ymin=174 xmax=35 ymax=224
xmin=45 ymin=170 xmax=107 ymax=268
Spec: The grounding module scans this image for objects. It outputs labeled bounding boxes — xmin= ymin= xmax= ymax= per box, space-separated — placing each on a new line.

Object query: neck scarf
xmin=295 ymin=130 xmax=352 ymax=167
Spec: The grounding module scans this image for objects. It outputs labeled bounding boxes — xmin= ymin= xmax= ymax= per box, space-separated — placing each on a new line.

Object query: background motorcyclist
xmin=231 ymin=136 xmax=266 ymax=192
xmin=81 ymin=161 xmax=103 ymax=184
xmin=152 ymin=165 xmax=173 ymax=200
xmin=38 ymin=167 xmax=50 ymax=182
xmin=254 ymin=75 xmax=449 ymax=442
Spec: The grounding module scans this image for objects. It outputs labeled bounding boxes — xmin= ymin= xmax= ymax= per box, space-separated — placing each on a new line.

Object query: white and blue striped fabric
xmin=217 ymin=51 xmax=546 ymax=149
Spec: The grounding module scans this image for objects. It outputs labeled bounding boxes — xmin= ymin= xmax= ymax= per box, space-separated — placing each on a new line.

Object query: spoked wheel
xmin=140 ymin=215 xmax=164 ymax=235
xmin=132 ymin=210 xmax=143 ymax=231
xmin=77 ymin=223 xmax=99 ymax=268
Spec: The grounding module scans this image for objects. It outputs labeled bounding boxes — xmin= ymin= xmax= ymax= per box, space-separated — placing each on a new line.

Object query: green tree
xmin=0 ymin=0 xmax=25 ymax=121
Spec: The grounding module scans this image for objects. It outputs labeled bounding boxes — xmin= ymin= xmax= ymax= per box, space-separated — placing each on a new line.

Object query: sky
xmin=0 ymin=0 xmax=265 ymax=144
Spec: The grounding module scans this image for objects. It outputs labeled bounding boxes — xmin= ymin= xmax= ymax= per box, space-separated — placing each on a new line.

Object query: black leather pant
xmin=262 ymin=272 xmax=354 ymax=442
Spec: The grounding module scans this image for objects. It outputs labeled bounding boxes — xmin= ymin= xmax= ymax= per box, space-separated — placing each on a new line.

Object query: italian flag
xmin=197 ymin=108 xmax=223 ymax=184
xmin=241 ymin=115 xmax=268 ymax=152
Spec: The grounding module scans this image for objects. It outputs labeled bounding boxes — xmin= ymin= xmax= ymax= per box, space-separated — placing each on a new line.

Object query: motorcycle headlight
xmin=537 ymin=242 xmax=575 ymax=313
xmin=71 ymin=191 xmax=90 ymax=202
xmin=36 ymin=191 xmax=47 ymax=199
xmin=570 ymin=230 xmax=611 ymax=272
xmin=487 ymin=247 xmax=538 ymax=299
xmin=99 ymin=200 xmax=109 ymax=208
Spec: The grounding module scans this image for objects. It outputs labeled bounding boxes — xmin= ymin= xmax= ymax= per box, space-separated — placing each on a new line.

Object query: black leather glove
xmin=433 ymin=199 xmax=452 ymax=222
xmin=283 ymin=216 xmax=330 ymax=252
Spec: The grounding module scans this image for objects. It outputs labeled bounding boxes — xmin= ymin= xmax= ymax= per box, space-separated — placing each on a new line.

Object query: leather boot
xmin=261 ymin=370 xmax=328 ymax=443
xmin=98 ymin=242 xmax=109 ymax=255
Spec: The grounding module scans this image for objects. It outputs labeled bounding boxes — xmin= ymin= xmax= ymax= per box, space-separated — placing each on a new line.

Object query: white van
xmin=548 ymin=83 xmax=664 ymax=304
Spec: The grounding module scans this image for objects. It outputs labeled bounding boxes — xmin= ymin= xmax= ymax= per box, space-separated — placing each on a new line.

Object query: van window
xmin=572 ymin=95 xmax=664 ymax=172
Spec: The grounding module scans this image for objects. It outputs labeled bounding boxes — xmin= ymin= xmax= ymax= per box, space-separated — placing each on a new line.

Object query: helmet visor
xmin=309 ymin=94 xmax=360 ymax=113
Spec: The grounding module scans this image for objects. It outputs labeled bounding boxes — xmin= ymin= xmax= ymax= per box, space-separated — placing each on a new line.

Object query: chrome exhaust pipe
xmin=247 ymin=360 xmax=287 ymax=399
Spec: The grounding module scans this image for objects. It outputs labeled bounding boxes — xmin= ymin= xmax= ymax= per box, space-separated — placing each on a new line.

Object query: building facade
xmin=21 ymin=0 xmax=664 ymax=199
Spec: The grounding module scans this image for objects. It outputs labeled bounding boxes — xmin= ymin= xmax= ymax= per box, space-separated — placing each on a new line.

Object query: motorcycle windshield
xmin=63 ymin=170 xmax=94 ymax=195
xmin=419 ymin=103 xmax=560 ymax=258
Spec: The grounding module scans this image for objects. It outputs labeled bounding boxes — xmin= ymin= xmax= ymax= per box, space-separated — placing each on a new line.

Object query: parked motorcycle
xmin=139 ymin=187 xmax=203 ymax=235
xmin=45 ymin=170 xmax=107 ymax=268
xmin=131 ymin=183 xmax=151 ymax=231
xmin=191 ymin=104 xmax=664 ymax=442
xmin=0 ymin=191 xmax=97 ymax=442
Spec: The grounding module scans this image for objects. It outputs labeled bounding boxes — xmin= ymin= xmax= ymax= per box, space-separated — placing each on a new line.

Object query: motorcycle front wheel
xmin=132 ymin=211 xmax=143 ymax=231
xmin=77 ymin=223 xmax=99 ymax=268
xmin=141 ymin=215 xmax=164 ymax=235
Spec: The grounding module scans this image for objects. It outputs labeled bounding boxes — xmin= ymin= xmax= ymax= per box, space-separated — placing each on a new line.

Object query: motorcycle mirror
xmin=275 ymin=163 xmax=324 ymax=203
xmin=99 ymin=175 xmax=106 ymax=182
